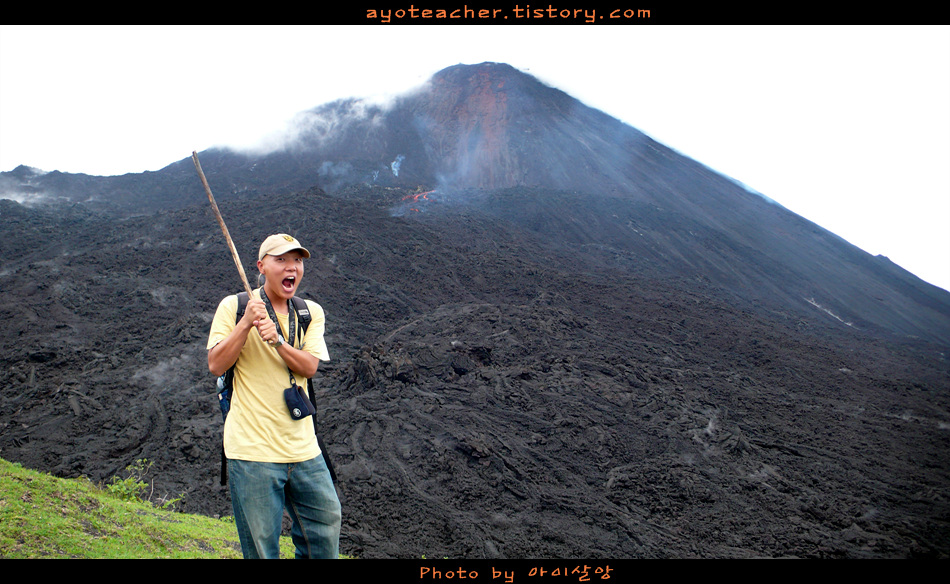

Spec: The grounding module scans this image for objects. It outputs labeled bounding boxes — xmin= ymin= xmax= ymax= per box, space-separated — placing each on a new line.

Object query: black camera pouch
xmin=284 ymin=383 xmax=316 ymax=420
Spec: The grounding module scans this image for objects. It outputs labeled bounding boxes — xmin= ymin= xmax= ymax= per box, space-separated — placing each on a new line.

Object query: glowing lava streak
xmin=401 ymin=190 xmax=436 ymax=202
xmin=401 ymin=190 xmax=437 ymax=212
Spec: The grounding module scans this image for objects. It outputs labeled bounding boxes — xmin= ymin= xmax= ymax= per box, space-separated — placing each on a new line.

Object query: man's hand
xmin=256 ymin=316 xmax=280 ymax=345
xmin=242 ymin=298 xmax=278 ymax=344
xmin=240 ymin=296 xmax=319 ymax=377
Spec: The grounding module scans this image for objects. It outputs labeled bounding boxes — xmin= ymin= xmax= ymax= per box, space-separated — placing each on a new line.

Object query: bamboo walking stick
xmin=192 ymin=151 xmax=253 ymax=296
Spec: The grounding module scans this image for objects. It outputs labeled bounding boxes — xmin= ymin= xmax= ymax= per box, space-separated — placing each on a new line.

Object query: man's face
xmin=258 ymin=250 xmax=305 ymax=300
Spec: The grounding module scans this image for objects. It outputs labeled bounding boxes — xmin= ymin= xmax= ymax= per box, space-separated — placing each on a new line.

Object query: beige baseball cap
xmin=258 ymin=233 xmax=311 ymax=261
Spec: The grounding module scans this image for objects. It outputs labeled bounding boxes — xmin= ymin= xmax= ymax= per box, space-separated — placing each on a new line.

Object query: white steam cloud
xmin=227 ymin=95 xmax=395 ymax=157
xmin=391 ymin=155 xmax=405 ymax=177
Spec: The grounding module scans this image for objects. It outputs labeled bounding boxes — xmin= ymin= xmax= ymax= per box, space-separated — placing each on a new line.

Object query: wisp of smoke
xmin=391 ymin=154 xmax=405 ymax=177
xmin=229 ymin=96 xmax=391 ymax=156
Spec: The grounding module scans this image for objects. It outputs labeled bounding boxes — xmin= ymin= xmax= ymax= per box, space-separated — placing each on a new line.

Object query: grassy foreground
xmin=0 ymin=457 xmax=297 ymax=559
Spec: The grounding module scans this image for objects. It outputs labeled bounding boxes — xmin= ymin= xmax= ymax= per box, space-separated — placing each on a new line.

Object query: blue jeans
xmin=227 ymin=455 xmax=341 ymax=559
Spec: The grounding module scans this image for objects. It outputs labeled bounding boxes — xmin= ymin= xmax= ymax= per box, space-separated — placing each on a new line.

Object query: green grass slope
xmin=0 ymin=457 xmax=290 ymax=559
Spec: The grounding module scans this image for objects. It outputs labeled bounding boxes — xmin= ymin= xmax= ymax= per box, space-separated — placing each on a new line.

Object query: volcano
xmin=0 ymin=62 xmax=948 ymax=559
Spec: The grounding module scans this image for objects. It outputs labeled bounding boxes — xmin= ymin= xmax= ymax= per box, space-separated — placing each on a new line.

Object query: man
xmin=207 ymin=233 xmax=341 ymax=559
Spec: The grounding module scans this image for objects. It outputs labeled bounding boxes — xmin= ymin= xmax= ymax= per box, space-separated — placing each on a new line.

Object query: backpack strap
xmin=235 ymin=291 xmax=249 ymax=324
xmin=219 ymin=292 xmax=249 ymax=486
xmin=291 ymin=296 xmax=311 ymax=334
xmin=291 ymin=296 xmax=336 ymax=482
xmin=221 ymin=291 xmax=250 ymax=404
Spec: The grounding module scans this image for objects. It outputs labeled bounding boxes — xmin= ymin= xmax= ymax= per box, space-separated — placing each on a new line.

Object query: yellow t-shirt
xmin=207 ymin=289 xmax=330 ymax=463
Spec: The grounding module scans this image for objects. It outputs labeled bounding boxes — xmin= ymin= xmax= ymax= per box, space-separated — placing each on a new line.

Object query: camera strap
xmin=260 ymin=288 xmax=298 ymax=388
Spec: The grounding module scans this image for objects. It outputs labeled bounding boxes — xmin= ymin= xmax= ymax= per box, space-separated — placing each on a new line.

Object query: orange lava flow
xmin=401 ymin=190 xmax=436 ymax=202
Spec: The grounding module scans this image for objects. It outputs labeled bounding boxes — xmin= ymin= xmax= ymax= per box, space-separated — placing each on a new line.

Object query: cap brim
xmin=266 ymin=243 xmax=311 ymax=258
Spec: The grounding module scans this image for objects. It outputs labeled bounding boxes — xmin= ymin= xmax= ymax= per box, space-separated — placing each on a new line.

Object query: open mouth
xmin=281 ymin=276 xmax=296 ymax=292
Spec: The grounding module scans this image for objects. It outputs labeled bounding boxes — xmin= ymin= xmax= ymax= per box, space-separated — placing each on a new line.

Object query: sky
xmin=1 ymin=24 xmax=948 ymax=292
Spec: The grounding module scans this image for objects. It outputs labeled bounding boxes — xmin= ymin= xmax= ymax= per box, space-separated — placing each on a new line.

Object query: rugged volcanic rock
xmin=1 ymin=63 xmax=949 ymax=558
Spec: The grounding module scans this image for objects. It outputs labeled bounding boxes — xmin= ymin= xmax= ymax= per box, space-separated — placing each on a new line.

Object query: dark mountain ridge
xmin=4 ymin=62 xmax=948 ymax=346
xmin=0 ymin=62 xmax=948 ymax=558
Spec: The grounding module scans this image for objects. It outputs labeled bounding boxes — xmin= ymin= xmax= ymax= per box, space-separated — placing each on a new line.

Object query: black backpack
xmin=216 ymin=291 xmax=336 ymax=485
